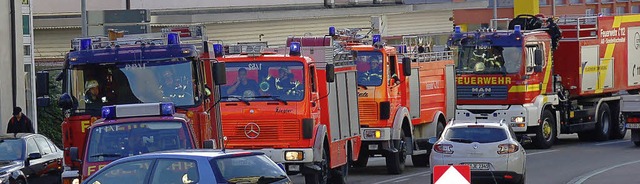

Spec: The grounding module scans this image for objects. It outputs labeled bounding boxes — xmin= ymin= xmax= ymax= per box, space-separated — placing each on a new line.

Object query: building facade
xmin=454 ymin=0 xmax=640 ymax=31
xmin=32 ymin=0 xmax=488 ymax=62
xmin=1 ymin=0 xmax=31 ymax=135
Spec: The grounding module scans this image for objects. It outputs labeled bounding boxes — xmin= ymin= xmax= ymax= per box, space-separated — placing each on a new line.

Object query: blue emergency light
xmin=213 ymin=43 xmax=224 ymax=57
xmin=514 ymin=25 xmax=521 ymax=34
xmin=80 ymin=38 xmax=92 ymax=51
xmin=160 ymin=102 xmax=175 ymax=116
xmin=167 ymin=33 xmax=180 ymax=45
xmin=101 ymin=102 xmax=176 ymax=119
xmin=102 ymin=106 xmax=116 ymax=119
xmin=290 ymin=42 xmax=301 ymax=56
xmin=329 ymin=26 xmax=336 ymax=36
xmin=454 ymin=26 xmax=461 ymax=33
xmin=372 ymin=34 xmax=381 ymax=45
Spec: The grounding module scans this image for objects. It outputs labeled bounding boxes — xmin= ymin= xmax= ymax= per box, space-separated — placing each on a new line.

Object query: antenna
xmin=221 ymin=136 xmax=228 ymax=153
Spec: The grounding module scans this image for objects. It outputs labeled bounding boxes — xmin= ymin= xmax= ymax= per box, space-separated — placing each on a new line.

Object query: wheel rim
xmin=602 ymin=111 xmax=610 ymax=134
xmin=542 ymin=119 xmax=552 ymax=141
xmin=618 ymin=116 xmax=626 ymax=133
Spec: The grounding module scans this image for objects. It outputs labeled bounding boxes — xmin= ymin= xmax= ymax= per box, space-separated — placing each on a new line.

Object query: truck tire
xmin=593 ymin=103 xmax=612 ymax=141
xmin=352 ymin=147 xmax=369 ymax=168
xmin=635 ymin=141 xmax=640 ymax=147
xmin=610 ymin=114 xmax=626 ymax=140
xmin=533 ymin=110 xmax=556 ymax=149
xmin=304 ymin=148 xmax=329 ymax=184
xmin=386 ymin=131 xmax=407 ymax=174
xmin=329 ymin=155 xmax=348 ymax=184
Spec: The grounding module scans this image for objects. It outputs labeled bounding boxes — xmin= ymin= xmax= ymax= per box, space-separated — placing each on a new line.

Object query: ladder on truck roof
xmin=71 ymin=24 xmax=207 ymax=51
xmin=490 ymin=15 xmax=598 ymax=41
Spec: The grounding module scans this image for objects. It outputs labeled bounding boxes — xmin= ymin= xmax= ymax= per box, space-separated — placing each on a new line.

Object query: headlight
xmin=363 ymin=130 xmax=382 ymax=139
xmin=512 ymin=116 xmax=525 ymax=123
xmin=284 ymin=151 xmax=304 ymax=161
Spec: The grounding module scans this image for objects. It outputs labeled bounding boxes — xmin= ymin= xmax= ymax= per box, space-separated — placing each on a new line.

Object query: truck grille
xmin=359 ymin=101 xmax=378 ymax=125
xmin=457 ymin=85 xmax=508 ymax=100
xmin=223 ymin=121 xmax=300 ymax=143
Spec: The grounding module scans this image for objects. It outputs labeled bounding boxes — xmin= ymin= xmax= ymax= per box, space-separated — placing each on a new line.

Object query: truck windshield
xmin=355 ymin=51 xmax=384 ymax=86
xmin=69 ymin=58 xmax=202 ymax=115
xmin=455 ymin=46 xmax=523 ymax=74
xmin=220 ymin=61 xmax=305 ymax=102
xmin=0 ymin=139 xmax=24 ymax=161
xmin=86 ymin=121 xmax=193 ymax=163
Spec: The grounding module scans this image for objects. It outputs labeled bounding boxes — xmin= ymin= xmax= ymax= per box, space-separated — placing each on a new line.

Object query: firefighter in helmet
xmin=361 ymin=56 xmax=383 ymax=84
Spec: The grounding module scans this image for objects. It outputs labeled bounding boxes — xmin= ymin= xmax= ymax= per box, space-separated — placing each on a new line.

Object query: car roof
xmin=0 ymin=133 xmax=39 ymax=140
xmin=112 ymin=149 xmax=264 ymax=163
xmin=447 ymin=120 xmax=509 ymax=129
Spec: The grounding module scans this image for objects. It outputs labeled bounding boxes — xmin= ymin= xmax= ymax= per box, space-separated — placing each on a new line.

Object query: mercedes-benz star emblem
xmin=244 ymin=123 xmax=260 ymax=139
xmin=473 ymin=144 xmax=478 ymax=149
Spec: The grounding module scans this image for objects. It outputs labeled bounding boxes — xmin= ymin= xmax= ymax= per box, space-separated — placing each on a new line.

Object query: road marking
xmin=566 ymin=159 xmax=640 ymax=184
xmin=594 ymin=140 xmax=628 ymax=146
xmin=526 ymin=150 xmax=558 ymax=156
xmin=372 ymin=171 xmax=432 ymax=184
xmin=393 ymin=178 xmax=411 ymax=183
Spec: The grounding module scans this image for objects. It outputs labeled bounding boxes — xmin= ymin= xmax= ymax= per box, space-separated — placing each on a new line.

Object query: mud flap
xmin=632 ymin=129 xmax=640 ymax=142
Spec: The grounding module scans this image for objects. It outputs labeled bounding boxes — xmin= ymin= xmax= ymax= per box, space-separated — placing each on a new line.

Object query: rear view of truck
xmin=621 ymin=95 xmax=640 ymax=146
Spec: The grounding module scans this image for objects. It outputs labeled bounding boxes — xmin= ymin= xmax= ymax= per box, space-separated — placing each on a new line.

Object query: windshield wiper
xmin=258 ymin=175 xmax=288 ymax=184
xmin=220 ymin=96 xmax=251 ymax=105
xmin=253 ymin=96 xmax=288 ymax=105
xmin=448 ymin=138 xmax=474 ymax=143
xmin=89 ymin=153 xmax=122 ymax=158
xmin=358 ymin=84 xmax=368 ymax=90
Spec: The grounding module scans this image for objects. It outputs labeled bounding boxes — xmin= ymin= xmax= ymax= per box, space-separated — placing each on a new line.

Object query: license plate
xmin=626 ymin=123 xmax=640 ymax=129
xmin=465 ymin=163 xmax=490 ymax=170
xmin=368 ymin=144 xmax=379 ymax=150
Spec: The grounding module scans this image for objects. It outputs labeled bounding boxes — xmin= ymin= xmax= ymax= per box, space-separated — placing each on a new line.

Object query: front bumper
xmin=455 ymin=105 xmax=537 ymax=132
xmin=470 ymin=171 xmax=524 ymax=184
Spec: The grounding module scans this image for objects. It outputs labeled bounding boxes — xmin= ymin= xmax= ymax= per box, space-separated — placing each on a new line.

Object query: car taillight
xmin=627 ymin=117 xmax=640 ymax=123
xmin=434 ymin=144 xmax=454 ymax=154
xmin=497 ymin=144 xmax=519 ymax=154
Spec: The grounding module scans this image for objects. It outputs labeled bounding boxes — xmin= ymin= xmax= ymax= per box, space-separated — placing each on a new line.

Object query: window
xmin=212 ymin=155 xmax=287 ymax=183
xmin=388 ymin=55 xmax=398 ymax=81
xmin=555 ymin=0 xmax=565 ymax=5
xmin=617 ymin=6 xmax=626 ymax=15
xmin=25 ymin=138 xmax=39 ymax=155
xmin=151 ymin=159 xmax=199 ymax=184
xmin=34 ymin=137 xmax=53 ymax=155
xmin=585 ymin=0 xmax=597 ymax=3
xmin=586 ymin=8 xmax=596 ymax=15
xmin=569 ymin=0 xmax=582 ymax=4
xmin=540 ymin=0 xmax=548 ymax=5
xmin=23 ymin=45 xmax=30 ymax=56
xmin=633 ymin=6 xmax=640 ymax=13
xmin=22 ymin=15 xmax=29 ymax=35
xmin=46 ymin=137 xmax=60 ymax=152
xmin=85 ymin=160 xmax=154 ymax=184
xmin=309 ymin=66 xmax=317 ymax=92
xmin=525 ymin=44 xmax=544 ymax=73
xmin=601 ymin=7 xmax=612 ymax=15
xmin=22 ymin=0 xmax=28 ymax=5
xmin=444 ymin=127 xmax=508 ymax=143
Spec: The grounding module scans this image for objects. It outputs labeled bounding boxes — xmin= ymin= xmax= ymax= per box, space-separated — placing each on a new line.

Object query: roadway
xmin=290 ymin=132 xmax=640 ymax=184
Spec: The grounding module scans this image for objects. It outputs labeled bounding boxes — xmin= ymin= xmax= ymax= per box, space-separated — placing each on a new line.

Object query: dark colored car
xmin=0 ymin=134 xmax=63 ymax=184
xmin=82 ymin=150 xmax=291 ymax=184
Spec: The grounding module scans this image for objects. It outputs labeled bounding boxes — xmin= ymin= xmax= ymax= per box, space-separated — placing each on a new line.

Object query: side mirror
xmin=69 ymin=147 xmax=80 ymax=162
xmin=58 ymin=93 xmax=75 ymax=110
xmin=325 ymin=64 xmax=335 ymax=83
xmin=28 ymin=152 xmax=42 ymax=160
xmin=212 ymin=62 xmax=227 ymax=85
xmin=36 ymin=71 xmax=49 ymax=97
xmin=203 ymin=139 xmax=217 ymax=149
xmin=402 ymin=57 xmax=412 ymax=76
xmin=534 ymin=49 xmax=543 ymax=66
xmin=277 ymin=163 xmax=286 ymax=172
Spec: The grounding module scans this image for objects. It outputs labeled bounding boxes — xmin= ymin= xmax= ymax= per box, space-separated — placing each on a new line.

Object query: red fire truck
xmin=450 ymin=14 xmax=640 ymax=148
xmin=214 ymin=42 xmax=361 ymax=183
xmin=58 ymin=27 xmax=226 ymax=183
xmin=299 ymin=27 xmax=456 ymax=174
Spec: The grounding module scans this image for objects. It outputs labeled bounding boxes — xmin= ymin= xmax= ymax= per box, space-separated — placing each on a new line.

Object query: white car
xmin=429 ymin=120 xmax=527 ymax=184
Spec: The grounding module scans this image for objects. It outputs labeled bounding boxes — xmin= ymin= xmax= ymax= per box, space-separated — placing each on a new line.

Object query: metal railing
xmin=402 ymin=51 xmax=453 ymax=62
xmin=556 ymin=15 xmax=598 ymax=40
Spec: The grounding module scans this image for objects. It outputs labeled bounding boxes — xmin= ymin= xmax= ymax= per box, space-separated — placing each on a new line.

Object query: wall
xmin=0 ymin=0 xmax=26 ymax=135
xmin=33 ymin=0 xmax=321 ymax=14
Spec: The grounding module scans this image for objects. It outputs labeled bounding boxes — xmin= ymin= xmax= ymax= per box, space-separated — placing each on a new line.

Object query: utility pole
xmin=552 ymin=0 xmax=556 ymax=16
xmin=81 ymin=0 xmax=87 ymax=37
xmin=493 ymin=0 xmax=497 ymax=20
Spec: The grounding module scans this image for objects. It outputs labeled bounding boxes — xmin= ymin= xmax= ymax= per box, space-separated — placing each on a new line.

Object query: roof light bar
xmin=167 ymin=32 xmax=180 ymax=45
xmin=101 ymin=102 xmax=175 ymax=119
xmin=80 ymin=38 xmax=92 ymax=51
xmin=213 ymin=43 xmax=224 ymax=57
xmin=290 ymin=42 xmax=301 ymax=56
xmin=329 ymin=26 xmax=336 ymax=36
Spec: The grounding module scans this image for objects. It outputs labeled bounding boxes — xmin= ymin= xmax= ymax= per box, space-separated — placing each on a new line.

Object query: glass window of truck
xmin=221 ymin=61 xmax=305 ymax=101
xmin=455 ymin=46 xmax=523 ymax=74
xmin=356 ymin=51 xmax=384 ymax=86
xmin=86 ymin=121 xmax=193 ymax=163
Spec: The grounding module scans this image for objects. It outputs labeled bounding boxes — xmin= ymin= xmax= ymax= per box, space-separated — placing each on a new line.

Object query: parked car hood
xmin=0 ymin=161 xmax=22 ymax=173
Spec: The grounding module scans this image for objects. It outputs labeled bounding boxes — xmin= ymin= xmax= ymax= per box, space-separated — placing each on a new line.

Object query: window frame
xmin=34 ymin=136 xmax=54 ymax=155
xmin=25 ymin=138 xmax=40 ymax=156
xmin=86 ymin=159 xmax=156 ymax=184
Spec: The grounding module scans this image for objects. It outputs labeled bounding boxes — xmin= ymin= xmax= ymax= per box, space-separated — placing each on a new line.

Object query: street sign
xmin=433 ymin=165 xmax=471 ymax=184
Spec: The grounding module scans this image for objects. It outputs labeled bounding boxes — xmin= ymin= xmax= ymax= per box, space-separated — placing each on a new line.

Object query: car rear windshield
xmin=444 ymin=127 xmax=508 ymax=143
xmin=210 ymin=155 xmax=288 ymax=184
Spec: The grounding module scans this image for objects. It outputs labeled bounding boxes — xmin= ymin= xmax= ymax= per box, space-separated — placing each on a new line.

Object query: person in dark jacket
xmin=546 ymin=17 xmax=562 ymax=51
xmin=6 ymin=107 xmax=34 ymax=136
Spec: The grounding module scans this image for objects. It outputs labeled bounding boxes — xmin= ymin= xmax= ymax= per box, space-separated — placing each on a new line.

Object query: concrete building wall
xmin=0 ymin=0 xmax=26 ymax=135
